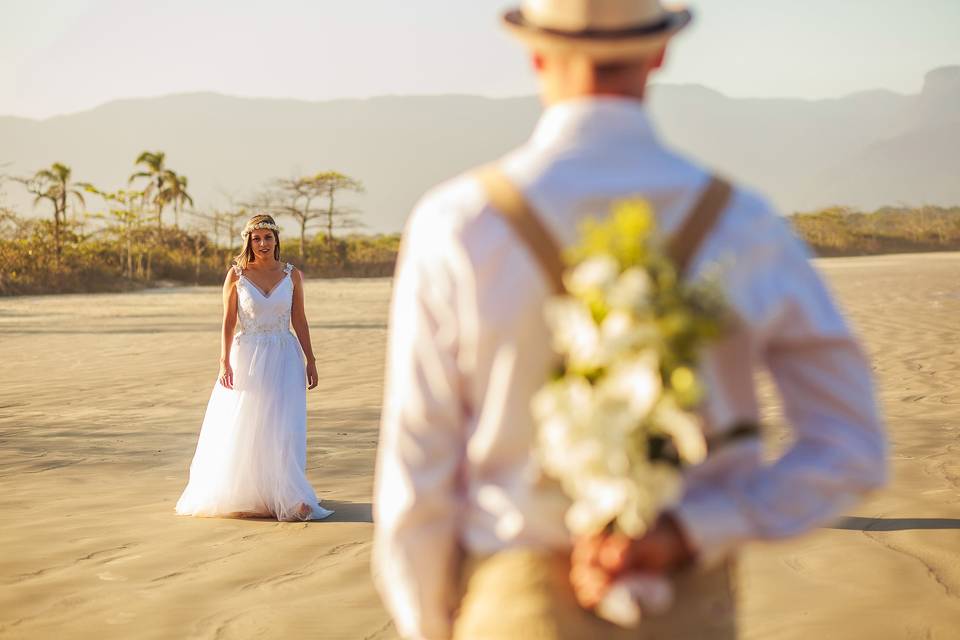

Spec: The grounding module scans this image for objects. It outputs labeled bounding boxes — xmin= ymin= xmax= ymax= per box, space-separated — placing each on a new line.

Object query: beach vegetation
xmin=791 ymin=205 xmax=960 ymax=256
xmin=1 ymin=157 xmax=958 ymax=295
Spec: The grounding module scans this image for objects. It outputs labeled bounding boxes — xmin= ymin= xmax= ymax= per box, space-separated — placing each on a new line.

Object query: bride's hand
xmin=306 ymin=361 xmax=318 ymax=390
xmin=218 ymin=362 xmax=234 ymax=389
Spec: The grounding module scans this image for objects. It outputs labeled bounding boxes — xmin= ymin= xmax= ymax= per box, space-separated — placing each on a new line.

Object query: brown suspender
xmin=474 ymin=165 xmax=732 ymax=292
xmin=666 ymin=176 xmax=733 ymax=276
xmin=475 ymin=167 xmax=568 ymax=293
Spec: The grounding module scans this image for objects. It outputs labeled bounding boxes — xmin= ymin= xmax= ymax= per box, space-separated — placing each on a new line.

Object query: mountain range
xmin=2 ymin=66 xmax=958 ymax=233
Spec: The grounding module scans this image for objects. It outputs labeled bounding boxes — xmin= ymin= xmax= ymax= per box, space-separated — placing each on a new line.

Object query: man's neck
xmin=532 ymin=49 xmax=661 ymax=107
xmin=542 ymin=87 xmax=647 ymax=107
xmin=538 ymin=65 xmax=650 ymax=105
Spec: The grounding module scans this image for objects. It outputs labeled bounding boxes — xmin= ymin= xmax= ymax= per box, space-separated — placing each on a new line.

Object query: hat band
xmin=511 ymin=12 xmax=673 ymax=40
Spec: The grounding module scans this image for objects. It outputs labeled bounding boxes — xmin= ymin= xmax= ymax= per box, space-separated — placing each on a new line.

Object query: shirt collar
xmin=528 ymin=96 xmax=659 ymax=150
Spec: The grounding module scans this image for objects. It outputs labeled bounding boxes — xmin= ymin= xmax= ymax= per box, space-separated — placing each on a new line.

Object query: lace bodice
xmin=234 ymin=263 xmax=295 ymax=337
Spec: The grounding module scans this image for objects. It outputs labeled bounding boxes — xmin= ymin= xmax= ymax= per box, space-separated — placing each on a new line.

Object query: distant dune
xmin=2 ymin=67 xmax=958 ymax=232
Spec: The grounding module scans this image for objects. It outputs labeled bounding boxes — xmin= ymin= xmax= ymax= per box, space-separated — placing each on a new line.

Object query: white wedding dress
xmin=176 ymin=262 xmax=333 ymax=521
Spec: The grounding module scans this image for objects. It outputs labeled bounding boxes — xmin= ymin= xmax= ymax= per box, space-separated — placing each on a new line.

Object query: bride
xmin=176 ymin=214 xmax=333 ymax=521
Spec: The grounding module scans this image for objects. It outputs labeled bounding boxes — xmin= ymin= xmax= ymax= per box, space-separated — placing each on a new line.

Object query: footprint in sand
xmin=97 ymin=571 xmax=127 ymax=582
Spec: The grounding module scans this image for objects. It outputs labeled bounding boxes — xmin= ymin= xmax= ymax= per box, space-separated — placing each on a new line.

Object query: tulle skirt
xmin=176 ymin=331 xmax=332 ymax=521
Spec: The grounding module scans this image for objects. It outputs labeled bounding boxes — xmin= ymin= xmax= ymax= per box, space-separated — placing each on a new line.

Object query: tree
xmin=315 ymin=171 xmax=364 ymax=248
xmin=189 ymin=227 xmax=210 ymax=285
xmin=168 ymin=174 xmax=194 ymax=229
xmin=129 ymin=151 xmax=191 ymax=231
xmin=189 ymin=206 xmax=248 ymax=266
xmin=88 ymin=186 xmax=148 ymax=279
xmin=0 ymin=170 xmax=18 ymax=230
xmin=218 ymin=207 xmax=250 ymax=256
xmin=251 ymin=176 xmax=328 ymax=259
xmin=16 ymin=163 xmax=90 ymax=270
xmin=0 ymin=164 xmax=16 ymax=218
xmin=129 ymin=151 xmax=193 ymax=280
xmin=0 ymin=206 xmax=21 ymax=237
xmin=251 ymin=171 xmax=364 ymax=259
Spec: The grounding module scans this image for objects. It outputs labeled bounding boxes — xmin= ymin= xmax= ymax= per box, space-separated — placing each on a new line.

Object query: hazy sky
xmin=2 ymin=0 xmax=959 ymax=119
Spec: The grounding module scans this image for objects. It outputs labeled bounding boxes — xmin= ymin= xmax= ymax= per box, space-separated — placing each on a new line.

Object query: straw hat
xmin=502 ymin=0 xmax=692 ymax=61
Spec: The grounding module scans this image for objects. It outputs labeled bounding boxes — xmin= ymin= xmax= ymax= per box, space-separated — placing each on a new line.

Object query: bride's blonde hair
xmin=235 ymin=214 xmax=282 ymax=269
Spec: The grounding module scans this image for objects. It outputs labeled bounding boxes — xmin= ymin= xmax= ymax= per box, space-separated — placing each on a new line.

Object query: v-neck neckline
xmin=241 ymin=268 xmax=288 ymax=299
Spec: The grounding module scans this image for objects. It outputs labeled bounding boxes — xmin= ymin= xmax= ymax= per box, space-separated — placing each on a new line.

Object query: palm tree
xmin=129 ymin=151 xmax=192 ymax=280
xmin=167 ymin=174 xmax=194 ymax=229
xmin=129 ymin=151 xmax=178 ymax=231
xmin=18 ymin=163 xmax=89 ymax=270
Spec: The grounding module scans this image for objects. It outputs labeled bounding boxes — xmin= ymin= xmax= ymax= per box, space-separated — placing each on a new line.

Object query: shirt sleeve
xmin=674 ymin=217 xmax=889 ymax=566
xmin=373 ymin=200 xmax=466 ymax=640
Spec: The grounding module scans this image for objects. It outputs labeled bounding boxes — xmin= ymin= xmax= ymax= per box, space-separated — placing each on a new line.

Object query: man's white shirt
xmin=373 ymin=97 xmax=887 ymax=640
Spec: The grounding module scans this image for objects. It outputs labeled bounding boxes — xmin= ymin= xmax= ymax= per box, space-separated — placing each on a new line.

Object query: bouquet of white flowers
xmin=531 ymin=199 xmax=728 ymax=626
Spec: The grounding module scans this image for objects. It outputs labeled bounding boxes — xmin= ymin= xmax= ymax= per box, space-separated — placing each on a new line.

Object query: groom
xmin=374 ymin=1 xmax=887 ymax=638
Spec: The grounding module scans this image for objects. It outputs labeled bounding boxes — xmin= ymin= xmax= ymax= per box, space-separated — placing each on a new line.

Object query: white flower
xmin=598 ymin=310 xmax=633 ymax=360
xmin=533 ymin=378 xmax=596 ymax=476
xmin=545 ymin=298 xmax=602 ymax=370
xmin=531 ymin=381 xmax=565 ymax=423
xmin=598 ymin=353 xmax=661 ymax=420
xmin=616 ymin=463 xmax=682 ymax=537
xmin=566 ymin=476 xmax=631 ymax=535
xmin=607 ymin=267 xmax=653 ymax=312
xmin=653 ymin=399 xmax=708 ymax=465
xmin=588 ymin=396 xmax=637 ymax=445
xmin=597 ymin=573 xmax=674 ymax=628
xmin=538 ymin=415 xmax=574 ymax=462
xmin=598 ymin=310 xmax=658 ymax=361
xmin=564 ymin=255 xmax=619 ymax=297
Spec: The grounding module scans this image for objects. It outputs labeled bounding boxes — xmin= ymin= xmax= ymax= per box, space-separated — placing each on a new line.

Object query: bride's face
xmin=250 ymin=230 xmax=276 ymax=261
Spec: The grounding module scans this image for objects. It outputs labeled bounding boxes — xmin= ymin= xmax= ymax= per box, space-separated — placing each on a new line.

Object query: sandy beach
xmin=1 ymin=252 xmax=959 ymax=639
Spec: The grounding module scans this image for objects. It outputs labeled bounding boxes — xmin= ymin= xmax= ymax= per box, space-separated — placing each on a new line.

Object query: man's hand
xmin=570 ymin=514 xmax=695 ymax=609
xmin=621 ymin=514 xmax=694 ymax=574
xmin=571 ymin=532 xmax=615 ymax=609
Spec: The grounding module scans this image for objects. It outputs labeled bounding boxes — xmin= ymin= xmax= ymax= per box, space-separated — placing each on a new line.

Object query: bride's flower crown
xmin=242 ymin=221 xmax=280 ymax=238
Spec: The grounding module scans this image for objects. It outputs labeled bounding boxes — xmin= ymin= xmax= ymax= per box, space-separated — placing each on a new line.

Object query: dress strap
xmin=232 ymin=263 xmax=243 ymax=277
xmin=283 ymin=262 xmax=294 ymax=275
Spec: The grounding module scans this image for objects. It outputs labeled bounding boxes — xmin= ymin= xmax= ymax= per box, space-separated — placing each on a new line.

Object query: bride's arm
xmin=290 ymin=269 xmax=318 ymax=390
xmin=218 ymin=268 xmax=240 ymax=389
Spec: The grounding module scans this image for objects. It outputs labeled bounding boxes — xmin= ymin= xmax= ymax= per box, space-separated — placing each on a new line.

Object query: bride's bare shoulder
xmin=224 ymin=265 xmax=241 ymax=286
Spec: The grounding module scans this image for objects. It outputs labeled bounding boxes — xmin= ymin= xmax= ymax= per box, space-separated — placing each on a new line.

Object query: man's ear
xmin=532 ymin=52 xmax=546 ymax=72
xmin=650 ymin=46 xmax=667 ymax=70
